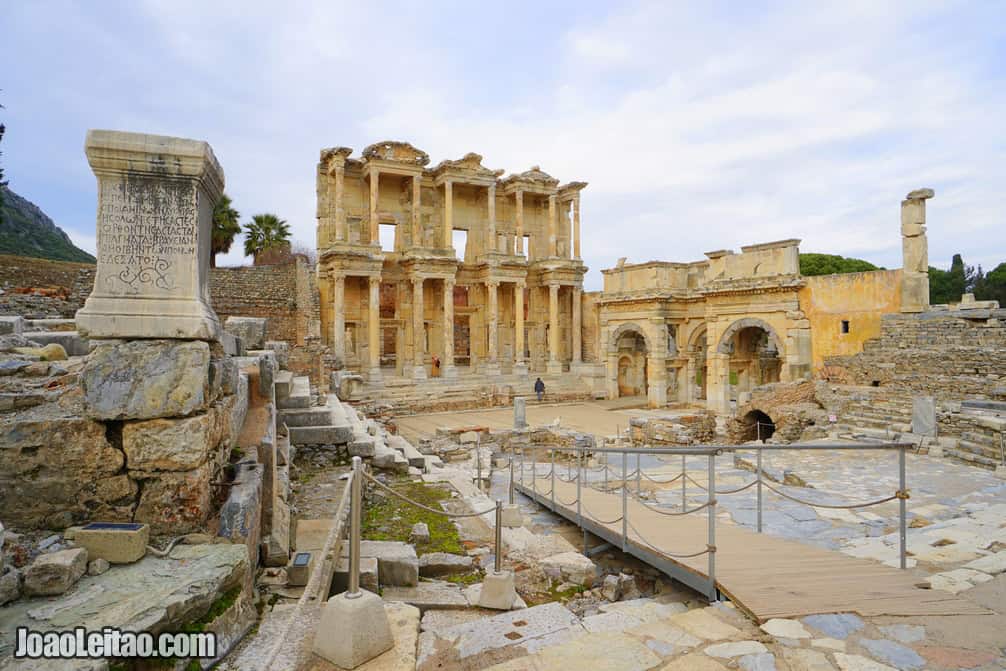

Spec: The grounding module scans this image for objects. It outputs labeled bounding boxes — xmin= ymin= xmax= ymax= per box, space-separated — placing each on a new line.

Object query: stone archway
xmin=614 ymin=329 xmax=648 ymax=398
xmin=686 ymin=324 xmax=709 ymax=402
xmin=716 ymin=317 xmax=783 ymax=355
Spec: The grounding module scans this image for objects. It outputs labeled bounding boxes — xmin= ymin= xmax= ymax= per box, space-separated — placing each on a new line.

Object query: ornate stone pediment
xmin=362 ymin=140 xmax=430 ymax=166
xmin=320 ymin=146 xmax=353 ymax=171
xmin=432 ymin=152 xmax=504 ymax=181
xmin=502 ymin=165 xmax=560 ymax=189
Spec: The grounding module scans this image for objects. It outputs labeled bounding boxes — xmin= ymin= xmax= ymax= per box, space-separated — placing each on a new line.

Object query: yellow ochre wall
xmin=800 ymin=269 xmax=902 ymax=370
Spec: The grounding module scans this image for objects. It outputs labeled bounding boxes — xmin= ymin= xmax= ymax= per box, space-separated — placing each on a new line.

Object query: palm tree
xmin=211 ymin=193 xmax=240 ymax=267
xmin=243 ymin=213 xmax=292 ymax=260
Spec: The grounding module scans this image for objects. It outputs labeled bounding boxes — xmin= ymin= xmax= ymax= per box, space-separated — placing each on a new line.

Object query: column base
xmin=512 ymin=362 xmax=529 ymax=378
xmin=412 ymin=365 xmax=427 ymax=380
xmin=482 ymin=361 xmax=501 ymax=377
xmin=546 ymin=360 xmax=563 ymax=375
xmin=443 ymin=364 xmax=458 ymax=379
xmin=368 ymin=367 xmax=383 ymax=385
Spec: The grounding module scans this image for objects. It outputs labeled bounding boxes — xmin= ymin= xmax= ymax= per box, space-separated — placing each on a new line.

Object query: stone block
xmin=264 ymin=340 xmax=289 ymax=369
xmin=540 ymin=552 xmax=597 ymax=587
xmin=132 ymin=461 xmax=215 ymax=534
xmin=225 ymin=317 xmax=267 ymax=350
xmin=500 ymin=504 xmax=523 ymax=528
xmin=123 ymin=412 xmax=218 ymax=471
xmin=332 ymin=555 xmax=379 ymax=594
xmin=23 ymin=331 xmax=88 ymax=356
xmin=287 ymin=551 xmax=313 ymax=587
xmin=88 ymin=558 xmax=110 ymax=576
xmin=24 ymin=547 xmax=88 ymax=596
xmin=419 ymin=552 xmax=474 ymax=578
xmin=360 ymin=540 xmax=418 ymax=586
xmin=82 ymin=339 xmax=211 ymax=420
xmin=289 ymin=424 xmax=353 ymax=445
xmin=410 ymin=522 xmax=430 ymax=544
xmin=73 ymin=522 xmax=149 ymax=564
xmin=218 ymin=461 xmax=263 ymax=568
xmin=0 ymin=568 xmax=21 ymax=606
xmin=261 ymin=498 xmax=291 ymax=567
xmin=75 ymin=130 xmax=223 ymax=341
xmin=312 ymin=591 xmax=394 ymax=669
xmin=514 ymin=397 xmax=527 ymax=428
xmin=911 ymin=396 xmax=937 ymax=437
xmin=0 ymin=316 xmax=24 ymax=335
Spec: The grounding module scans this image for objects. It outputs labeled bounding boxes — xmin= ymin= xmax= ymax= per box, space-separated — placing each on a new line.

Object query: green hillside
xmin=0 ymin=186 xmax=95 ymax=263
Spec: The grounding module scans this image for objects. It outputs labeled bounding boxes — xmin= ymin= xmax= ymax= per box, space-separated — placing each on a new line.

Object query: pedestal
xmin=312 ymin=591 xmax=394 ymax=669
xmin=368 ymin=367 xmax=383 ymax=385
xmin=478 ymin=570 xmax=518 ymax=610
xmin=513 ymin=362 xmax=529 ymax=378
xmin=75 ymin=130 xmax=224 ymax=341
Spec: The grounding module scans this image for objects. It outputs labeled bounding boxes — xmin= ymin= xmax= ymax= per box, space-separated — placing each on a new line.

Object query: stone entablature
xmin=316 ymin=141 xmax=588 ymax=382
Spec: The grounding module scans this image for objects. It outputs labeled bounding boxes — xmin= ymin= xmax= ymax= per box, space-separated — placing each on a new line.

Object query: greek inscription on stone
xmin=98 ymin=177 xmax=196 ymax=294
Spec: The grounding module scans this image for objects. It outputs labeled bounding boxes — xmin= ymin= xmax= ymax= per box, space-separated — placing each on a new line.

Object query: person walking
xmin=534 ymin=377 xmax=545 ymax=402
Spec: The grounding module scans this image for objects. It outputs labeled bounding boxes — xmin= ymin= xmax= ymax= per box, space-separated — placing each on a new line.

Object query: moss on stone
xmin=362 ymin=479 xmax=465 ymax=555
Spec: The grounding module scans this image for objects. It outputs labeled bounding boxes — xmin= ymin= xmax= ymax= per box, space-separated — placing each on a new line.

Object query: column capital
xmin=486 ymin=279 xmax=500 ymax=289
xmin=547 ymin=280 xmax=561 ymax=289
xmin=369 ymin=276 xmax=381 ymax=288
xmin=444 ymin=276 xmax=456 ymax=288
xmin=516 ymin=279 xmax=527 ymax=289
xmin=412 ymin=276 xmax=425 ymax=287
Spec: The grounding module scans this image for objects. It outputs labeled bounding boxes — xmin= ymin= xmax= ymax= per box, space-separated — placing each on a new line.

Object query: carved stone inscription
xmin=98 ymin=176 xmax=196 ymax=295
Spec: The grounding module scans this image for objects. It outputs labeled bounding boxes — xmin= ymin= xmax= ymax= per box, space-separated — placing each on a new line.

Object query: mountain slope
xmin=0 ymin=186 xmax=95 ymax=263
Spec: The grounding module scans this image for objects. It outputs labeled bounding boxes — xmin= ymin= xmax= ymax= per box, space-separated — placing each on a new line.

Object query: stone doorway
xmin=740 ymin=409 xmax=775 ymax=441
xmin=615 ymin=329 xmax=648 ymax=398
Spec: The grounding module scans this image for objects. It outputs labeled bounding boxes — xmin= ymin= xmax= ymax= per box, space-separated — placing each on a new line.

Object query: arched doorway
xmin=740 ymin=410 xmax=775 ymax=442
xmin=690 ymin=328 xmax=708 ymax=401
xmin=614 ymin=328 xmax=648 ymax=398
xmin=718 ymin=319 xmax=783 ymax=400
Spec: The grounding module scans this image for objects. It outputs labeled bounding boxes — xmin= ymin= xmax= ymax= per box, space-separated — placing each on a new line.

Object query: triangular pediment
xmin=362 ymin=140 xmax=430 ymax=167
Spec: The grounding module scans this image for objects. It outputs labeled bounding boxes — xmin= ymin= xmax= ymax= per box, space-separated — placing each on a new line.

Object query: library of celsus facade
xmin=316 ymin=141 xmax=588 ymax=385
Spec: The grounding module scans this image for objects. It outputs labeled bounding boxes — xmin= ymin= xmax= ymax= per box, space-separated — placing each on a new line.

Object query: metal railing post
xmin=532 ymin=448 xmax=537 ymax=497
xmin=347 ymin=456 xmax=363 ymax=599
xmin=707 ymin=452 xmax=717 ymax=601
xmin=636 ymin=452 xmax=641 ymax=497
xmin=621 ymin=449 xmax=628 ymax=552
xmin=681 ymin=454 xmax=687 ymax=509
xmin=520 ymin=446 xmax=524 ymax=489
xmin=550 ymin=449 xmax=556 ymax=510
xmin=899 ymin=446 xmax=907 ymax=570
xmin=476 ymin=434 xmax=482 ymax=493
xmin=578 ymin=446 xmax=585 ymax=553
xmin=604 ymin=454 xmax=609 ymax=490
xmin=509 ymin=452 xmax=515 ymax=505
xmin=495 ymin=500 xmax=503 ymax=573
xmin=756 ymin=446 xmax=763 ymax=533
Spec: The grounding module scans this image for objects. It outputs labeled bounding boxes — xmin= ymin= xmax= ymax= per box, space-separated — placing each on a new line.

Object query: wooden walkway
xmin=514 ymin=472 xmax=989 ymax=623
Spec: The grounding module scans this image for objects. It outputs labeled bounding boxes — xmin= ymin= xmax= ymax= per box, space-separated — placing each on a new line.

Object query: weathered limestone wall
xmin=799 ymin=269 xmax=902 ymax=370
xmin=825 ymin=310 xmax=1006 ymax=400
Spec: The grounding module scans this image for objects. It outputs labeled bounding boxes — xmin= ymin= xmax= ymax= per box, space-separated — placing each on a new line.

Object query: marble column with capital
xmin=487 ymin=183 xmax=496 ymax=253
xmin=571 ymin=286 xmax=582 ymax=365
xmin=547 ymin=283 xmax=562 ymax=374
xmin=515 ymin=190 xmax=524 ymax=255
xmin=412 ymin=277 xmax=427 ymax=380
xmin=484 ymin=280 xmax=501 ymax=376
xmin=334 ymin=164 xmax=346 ymax=242
xmin=412 ymin=174 xmax=422 ymax=247
xmin=547 ymin=194 xmax=557 ymax=257
xmin=514 ymin=281 xmax=528 ymax=377
xmin=369 ymin=170 xmax=380 ymax=245
xmin=443 ymin=180 xmax=454 ymax=250
xmin=443 ymin=278 xmax=457 ymax=379
xmin=332 ymin=273 xmax=346 ymax=366
xmin=368 ymin=277 xmax=382 ymax=384
xmin=572 ymin=195 xmax=581 ymax=259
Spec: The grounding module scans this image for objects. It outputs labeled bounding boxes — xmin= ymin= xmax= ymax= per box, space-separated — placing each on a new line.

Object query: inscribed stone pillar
xmin=572 ymin=287 xmax=582 ymax=364
xmin=368 ymin=277 xmax=382 ymax=383
xmin=900 ymin=188 xmax=934 ymax=313
xmin=333 ymin=274 xmax=346 ymax=366
xmin=76 ymin=130 xmax=223 ymax=341
xmin=485 ymin=280 xmax=500 ymax=376
xmin=515 ymin=190 xmax=524 ymax=255
xmin=573 ymin=194 xmax=581 ymax=259
xmin=443 ymin=180 xmax=454 ymax=250
xmin=514 ymin=280 xmax=527 ymax=376
xmin=547 ymin=282 xmax=561 ymax=374
xmin=334 ymin=164 xmax=346 ymax=242
xmin=547 ymin=194 xmax=557 ymax=257
xmin=369 ymin=170 xmax=380 ymax=245
xmin=412 ymin=277 xmax=427 ymax=380
xmin=443 ymin=278 xmax=456 ymax=378
xmin=412 ymin=174 xmax=422 ymax=248
xmin=487 ymin=183 xmax=496 ymax=252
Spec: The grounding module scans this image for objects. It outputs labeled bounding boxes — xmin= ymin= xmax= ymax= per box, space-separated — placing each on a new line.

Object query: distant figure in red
xmin=431 ymin=355 xmax=441 ymax=377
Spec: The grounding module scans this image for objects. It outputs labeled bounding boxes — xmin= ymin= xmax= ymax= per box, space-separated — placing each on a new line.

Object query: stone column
xmin=547 ymin=194 xmax=557 ymax=257
xmin=443 ymin=277 xmax=457 ymax=378
xmin=487 ymin=183 xmax=497 ymax=253
xmin=515 ymin=189 xmax=524 ymax=255
xmin=484 ymin=280 xmax=501 ymax=376
xmin=369 ymin=169 xmax=380 ymax=246
xmin=332 ymin=273 xmax=346 ymax=367
xmin=334 ymin=164 xmax=346 ymax=242
xmin=547 ymin=282 xmax=562 ymax=374
xmin=514 ymin=280 xmax=528 ymax=376
xmin=76 ymin=130 xmax=223 ymax=341
xmin=412 ymin=174 xmax=422 ymax=248
xmin=646 ymin=356 xmax=667 ymax=408
xmin=443 ymin=180 xmax=454 ymax=250
xmin=706 ymin=353 xmax=730 ymax=414
xmin=412 ymin=277 xmax=427 ymax=380
xmin=368 ymin=277 xmax=382 ymax=384
xmin=900 ymin=188 xmax=934 ymax=313
xmin=571 ymin=286 xmax=582 ymax=365
xmin=573 ymin=194 xmax=581 ymax=259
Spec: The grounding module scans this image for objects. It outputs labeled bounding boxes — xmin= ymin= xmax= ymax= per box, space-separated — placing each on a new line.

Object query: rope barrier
xmin=626 ymin=518 xmax=711 ymax=559
xmin=640 ymin=471 xmax=686 ymax=485
xmin=629 ymin=492 xmax=717 ymax=516
xmin=759 ymin=479 xmax=904 ymax=509
xmin=363 ymin=472 xmax=496 ymax=518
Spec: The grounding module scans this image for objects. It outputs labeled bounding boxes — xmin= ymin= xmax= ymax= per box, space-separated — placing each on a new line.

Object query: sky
xmin=2 ymin=1 xmax=1004 ymax=291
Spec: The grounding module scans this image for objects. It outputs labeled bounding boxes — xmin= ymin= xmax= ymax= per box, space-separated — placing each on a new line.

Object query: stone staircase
xmin=278 ymin=374 xmax=353 ymax=447
xmin=943 ymin=403 xmax=1006 ymax=469
xmin=833 ymin=390 xmax=914 ymax=441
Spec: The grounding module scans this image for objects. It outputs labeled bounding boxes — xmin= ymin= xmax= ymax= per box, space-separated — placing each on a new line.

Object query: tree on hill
xmin=211 ymin=193 xmax=240 ymax=267
xmin=243 ymin=213 xmax=291 ymax=263
xmin=974 ymin=262 xmax=1006 ymax=304
xmin=929 ymin=253 xmax=981 ymax=304
xmin=0 ymin=97 xmax=8 ymax=208
xmin=799 ymin=253 xmax=881 ymax=276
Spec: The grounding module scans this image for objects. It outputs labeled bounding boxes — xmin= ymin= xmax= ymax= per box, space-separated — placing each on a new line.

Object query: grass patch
xmin=362 ymin=480 xmax=465 ymax=555
xmin=441 ymin=571 xmax=484 ymax=586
